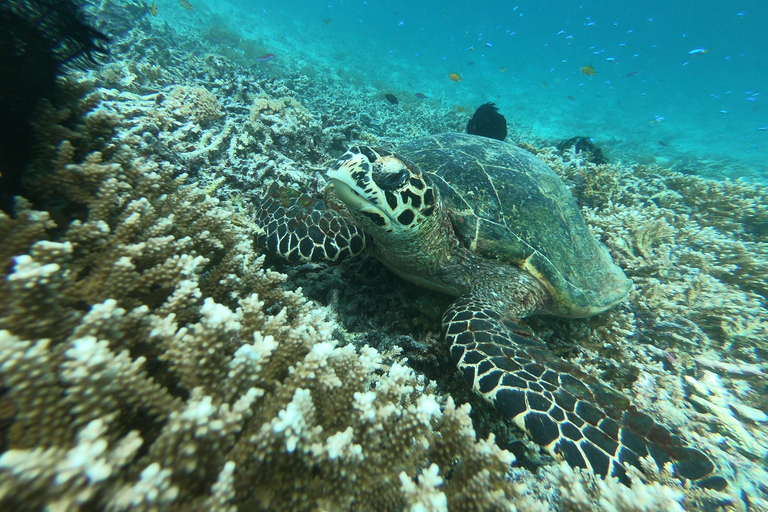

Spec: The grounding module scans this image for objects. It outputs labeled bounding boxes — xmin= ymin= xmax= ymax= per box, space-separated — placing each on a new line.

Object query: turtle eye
xmin=374 ymin=168 xmax=409 ymax=191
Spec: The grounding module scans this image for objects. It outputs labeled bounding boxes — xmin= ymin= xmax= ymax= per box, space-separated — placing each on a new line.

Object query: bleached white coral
xmin=200 ymin=298 xmax=241 ymax=332
xmin=400 ymin=464 xmax=448 ymax=512
xmin=412 ymin=394 xmax=442 ymax=426
xmin=229 ymin=332 xmax=278 ymax=372
xmin=353 ymin=391 xmax=377 ymax=422
xmin=270 ymin=388 xmax=319 ymax=453
xmin=7 ymin=255 xmax=61 ymax=288
xmin=322 ymin=427 xmax=363 ymax=461
xmin=685 ymin=370 xmax=768 ymax=459
xmin=0 ymin=419 xmax=143 ymax=508
xmin=178 ymin=394 xmax=217 ymax=427
xmin=107 ymin=462 xmax=180 ymax=510
xmin=547 ymin=461 xmax=685 ymax=512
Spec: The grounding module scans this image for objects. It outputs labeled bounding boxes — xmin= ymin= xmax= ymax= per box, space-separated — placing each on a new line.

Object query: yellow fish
xmin=448 ymin=73 xmax=462 ymax=82
xmin=179 ymin=0 xmax=194 ymax=10
xmin=150 ymin=1 xmax=157 ymax=16
xmin=580 ymin=64 xmax=596 ymax=76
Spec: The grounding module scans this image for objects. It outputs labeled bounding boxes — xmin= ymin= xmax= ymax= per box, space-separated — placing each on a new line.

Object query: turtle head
xmin=327 ymin=145 xmax=438 ymax=236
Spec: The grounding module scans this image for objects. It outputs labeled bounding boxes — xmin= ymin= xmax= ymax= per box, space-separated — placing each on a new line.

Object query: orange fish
xmin=179 ymin=0 xmax=194 ymax=10
xmin=448 ymin=73 xmax=462 ymax=82
xmin=150 ymin=1 xmax=157 ymax=16
xmin=580 ymin=64 xmax=596 ymax=76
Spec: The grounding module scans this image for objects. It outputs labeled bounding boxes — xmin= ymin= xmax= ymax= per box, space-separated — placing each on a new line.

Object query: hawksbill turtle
xmin=256 ymin=132 xmax=724 ymax=489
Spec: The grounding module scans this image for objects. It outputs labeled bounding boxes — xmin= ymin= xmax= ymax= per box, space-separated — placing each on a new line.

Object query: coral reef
xmin=466 ymin=102 xmax=508 ymax=141
xmin=0 ymin=0 xmax=107 ymax=214
xmin=1 ymin=3 xmax=766 ymax=510
xmin=0 ymin=74 xmax=529 ymax=512
xmin=532 ymin=148 xmax=768 ymax=509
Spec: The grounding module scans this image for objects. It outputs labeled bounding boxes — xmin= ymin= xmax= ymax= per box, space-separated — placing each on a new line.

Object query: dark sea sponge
xmin=0 ymin=0 xmax=108 ymax=215
xmin=556 ymin=136 xmax=608 ymax=165
xmin=466 ymin=102 xmax=508 ymax=141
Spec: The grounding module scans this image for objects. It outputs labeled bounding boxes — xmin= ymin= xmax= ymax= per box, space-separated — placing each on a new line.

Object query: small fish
xmin=456 ymin=106 xmax=466 ymax=112
xmin=658 ymin=140 xmax=667 ymax=146
xmin=758 ymin=126 xmax=767 ymax=131
xmin=257 ymin=53 xmax=275 ymax=62
xmin=150 ymin=1 xmax=157 ymax=16
xmin=322 ymin=18 xmax=333 ymax=26
xmin=484 ymin=42 xmax=492 ymax=47
xmin=580 ymin=64 xmax=596 ymax=76
xmin=650 ymin=115 xmax=665 ymax=124
xmin=540 ymin=81 xmax=549 ymax=87
xmin=626 ymin=71 xmax=641 ymax=77
xmin=179 ymin=0 xmax=193 ymax=10
xmin=415 ymin=92 xmax=427 ymax=99
xmin=467 ymin=46 xmax=475 ymax=51
xmin=567 ymin=95 xmax=576 ymax=100
xmin=499 ymin=66 xmax=507 ymax=72
xmin=449 ymin=73 xmax=462 ymax=82
xmin=384 ymin=93 xmax=399 ymax=104
xmin=688 ymin=47 xmax=711 ymax=55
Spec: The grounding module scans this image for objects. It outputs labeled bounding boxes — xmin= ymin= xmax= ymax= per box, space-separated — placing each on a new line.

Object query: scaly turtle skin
xmin=256 ymin=133 xmax=724 ymax=489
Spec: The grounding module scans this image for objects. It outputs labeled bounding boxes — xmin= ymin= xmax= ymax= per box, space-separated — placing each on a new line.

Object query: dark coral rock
xmin=556 ymin=136 xmax=608 ymax=165
xmin=466 ymin=102 xmax=507 ymax=141
xmin=0 ymin=0 xmax=108 ymax=215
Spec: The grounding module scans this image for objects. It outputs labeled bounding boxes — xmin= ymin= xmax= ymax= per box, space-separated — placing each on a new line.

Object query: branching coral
xmin=4 ymin=7 xmax=767 ymax=507
xmin=0 ymin=78 xmax=535 ymax=512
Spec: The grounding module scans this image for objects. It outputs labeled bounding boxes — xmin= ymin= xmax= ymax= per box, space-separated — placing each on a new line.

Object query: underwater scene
xmin=0 ymin=0 xmax=766 ymax=511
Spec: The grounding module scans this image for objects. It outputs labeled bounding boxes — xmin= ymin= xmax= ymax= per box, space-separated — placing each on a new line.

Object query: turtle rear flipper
xmin=256 ymin=183 xmax=367 ymax=263
xmin=444 ymin=288 xmax=726 ymax=490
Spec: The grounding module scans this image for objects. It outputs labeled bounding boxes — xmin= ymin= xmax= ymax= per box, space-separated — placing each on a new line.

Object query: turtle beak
xmin=327 ymin=152 xmax=388 ymax=214
xmin=329 ymin=178 xmax=373 ymax=211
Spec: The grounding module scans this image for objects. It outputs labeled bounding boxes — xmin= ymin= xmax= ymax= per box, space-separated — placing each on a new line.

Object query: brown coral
xmin=0 ymin=77 xmax=533 ymax=512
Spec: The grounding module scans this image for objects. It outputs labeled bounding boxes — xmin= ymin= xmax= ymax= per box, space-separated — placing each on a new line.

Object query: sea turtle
xmin=256 ymin=133 xmax=723 ymax=488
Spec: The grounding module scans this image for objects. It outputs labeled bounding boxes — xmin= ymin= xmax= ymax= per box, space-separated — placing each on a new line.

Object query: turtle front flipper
xmin=444 ymin=292 xmax=726 ymax=490
xmin=256 ymin=183 xmax=367 ymax=263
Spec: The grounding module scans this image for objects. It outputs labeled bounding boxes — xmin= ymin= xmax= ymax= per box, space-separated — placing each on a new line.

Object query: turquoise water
xmin=195 ymin=0 xmax=768 ymax=179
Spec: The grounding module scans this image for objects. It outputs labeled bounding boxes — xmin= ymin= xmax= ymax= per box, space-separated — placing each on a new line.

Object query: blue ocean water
xmin=180 ymin=0 xmax=767 ymax=178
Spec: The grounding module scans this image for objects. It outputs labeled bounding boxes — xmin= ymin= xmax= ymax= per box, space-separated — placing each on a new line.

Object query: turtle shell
xmin=396 ymin=133 xmax=631 ymax=318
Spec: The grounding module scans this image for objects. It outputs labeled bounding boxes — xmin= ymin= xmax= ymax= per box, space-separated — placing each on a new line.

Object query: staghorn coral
xmin=533 ymin=148 xmax=767 ymax=507
xmin=544 ymin=461 xmax=690 ymax=512
xmin=4 ymin=6 xmax=767 ymax=508
xmin=0 ymin=78 xmax=535 ymax=512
